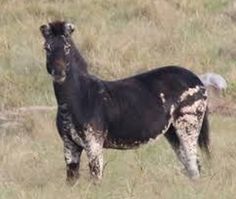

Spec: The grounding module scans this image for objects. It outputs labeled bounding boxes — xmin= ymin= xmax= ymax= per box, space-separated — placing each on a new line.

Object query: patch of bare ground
xmin=208 ymin=97 xmax=236 ymax=117
xmin=206 ymin=86 xmax=236 ymax=117
xmin=0 ymin=106 xmax=56 ymax=129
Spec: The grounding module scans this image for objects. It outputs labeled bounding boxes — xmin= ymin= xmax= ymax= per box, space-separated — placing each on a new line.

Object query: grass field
xmin=1 ymin=0 xmax=236 ymax=198
xmin=1 ymin=114 xmax=236 ymax=199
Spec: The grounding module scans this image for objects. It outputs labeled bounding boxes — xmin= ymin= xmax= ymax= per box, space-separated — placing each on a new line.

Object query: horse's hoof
xmin=90 ymin=175 xmax=102 ymax=185
xmin=66 ymin=177 xmax=79 ymax=186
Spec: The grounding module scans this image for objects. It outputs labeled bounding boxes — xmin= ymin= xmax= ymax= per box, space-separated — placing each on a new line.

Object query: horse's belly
xmin=104 ymin=119 xmax=172 ymax=149
xmin=103 ymin=133 xmax=163 ymax=149
xmin=103 ymin=137 xmax=145 ymax=149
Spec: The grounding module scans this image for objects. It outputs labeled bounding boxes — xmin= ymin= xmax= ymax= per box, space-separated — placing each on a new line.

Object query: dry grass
xmin=0 ymin=113 xmax=236 ymax=199
xmin=0 ymin=0 xmax=236 ymax=109
xmin=1 ymin=0 xmax=236 ymax=198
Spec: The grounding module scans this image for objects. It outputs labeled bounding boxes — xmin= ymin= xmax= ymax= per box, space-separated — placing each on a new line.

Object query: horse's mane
xmin=49 ymin=21 xmax=67 ymax=36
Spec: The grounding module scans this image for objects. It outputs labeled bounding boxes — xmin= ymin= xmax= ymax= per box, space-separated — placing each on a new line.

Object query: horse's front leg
xmin=87 ymin=145 xmax=103 ymax=180
xmin=63 ymin=138 xmax=83 ymax=185
xmin=56 ymin=110 xmax=83 ymax=185
xmin=84 ymin=128 xmax=104 ymax=180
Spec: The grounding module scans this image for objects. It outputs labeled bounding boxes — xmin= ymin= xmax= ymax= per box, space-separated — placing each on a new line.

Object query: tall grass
xmin=0 ymin=114 xmax=236 ymax=199
xmin=0 ymin=0 xmax=236 ymax=109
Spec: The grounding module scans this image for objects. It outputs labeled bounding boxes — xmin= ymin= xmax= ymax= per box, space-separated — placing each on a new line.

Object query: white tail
xmin=199 ymin=73 xmax=227 ymax=91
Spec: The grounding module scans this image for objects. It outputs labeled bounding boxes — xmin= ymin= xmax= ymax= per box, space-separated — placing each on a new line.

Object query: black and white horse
xmin=40 ymin=21 xmax=210 ymax=184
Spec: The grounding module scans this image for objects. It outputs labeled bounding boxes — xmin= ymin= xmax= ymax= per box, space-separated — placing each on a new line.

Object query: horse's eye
xmin=44 ymin=43 xmax=51 ymax=53
xmin=64 ymin=44 xmax=71 ymax=55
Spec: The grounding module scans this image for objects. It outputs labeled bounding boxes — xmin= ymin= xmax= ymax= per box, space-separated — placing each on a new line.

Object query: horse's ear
xmin=64 ymin=23 xmax=75 ymax=36
xmin=40 ymin=24 xmax=51 ymax=38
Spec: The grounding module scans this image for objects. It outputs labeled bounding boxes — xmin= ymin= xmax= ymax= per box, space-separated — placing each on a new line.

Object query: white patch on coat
xmin=170 ymin=104 xmax=175 ymax=115
xmin=64 ymin=141 xmax=80 ymax=164
xmin=64 ymin=147 xmax=73 ymax=164
xmin=70 ymin=128 xmax=86 ymax=148
xmin=180 ymin=86 xmax=201 ymax=101
xmin=174 ymin=114 xmax=201 ymax=179
xmin=160 ymin=93 xmax=166 ymax=103
xmin=172 ymin=99 xmax=207 ymax=179
xmin=181 ymin=99 xmax=207 ymax=114
xmin=83 ymin=124 xmax=105 ymax=179
xmin=64 ymin=42 xmax=71 ymax=55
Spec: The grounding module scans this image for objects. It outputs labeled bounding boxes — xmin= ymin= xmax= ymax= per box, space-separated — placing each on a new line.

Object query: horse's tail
xmin=198 ymin=108 xmax=210 ymax=158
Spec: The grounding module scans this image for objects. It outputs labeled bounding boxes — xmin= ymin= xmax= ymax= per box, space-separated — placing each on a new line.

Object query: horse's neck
xmin=53 ymin=81 xmax=70 ymax=107
xmin=53 ymin=46 xmax=88 ymax=104
xmin=56 ymin=74 xmax=101 ymax=129
xmin=53 ymin=47 xmax=103 ymax=125
xmin=53 ymin=72 xmax=88 ymax=103
xmin=71 ymin=43 xmax=88 ymax=74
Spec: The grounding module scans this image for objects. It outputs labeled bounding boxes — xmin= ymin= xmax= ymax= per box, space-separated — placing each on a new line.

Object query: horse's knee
xmin=63 ymin=140 xmax=83 ymax=184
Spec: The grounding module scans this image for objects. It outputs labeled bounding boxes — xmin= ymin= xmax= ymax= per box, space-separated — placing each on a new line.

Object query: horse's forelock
xmin=49 ymin=21 xmax=67 ymax=36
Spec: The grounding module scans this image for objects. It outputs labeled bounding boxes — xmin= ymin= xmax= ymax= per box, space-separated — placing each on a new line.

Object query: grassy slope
xmin=1 ymin=0 xmax=236 ymax=198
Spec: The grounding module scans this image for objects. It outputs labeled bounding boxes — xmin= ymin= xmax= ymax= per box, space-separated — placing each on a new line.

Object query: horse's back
xmin=103 ymin=66 xmax=205 ymax=149
xmin=134 ymin=66 xmax=203 ymax=93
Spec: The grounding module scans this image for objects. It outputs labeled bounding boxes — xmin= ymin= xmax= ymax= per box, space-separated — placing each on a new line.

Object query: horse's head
xmin=40 ymin=21 xmax=75 ymax=84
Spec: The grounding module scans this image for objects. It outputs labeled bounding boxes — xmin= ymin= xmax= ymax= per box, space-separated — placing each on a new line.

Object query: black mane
xmin=49 ymin=21 xmax=67 ymax=36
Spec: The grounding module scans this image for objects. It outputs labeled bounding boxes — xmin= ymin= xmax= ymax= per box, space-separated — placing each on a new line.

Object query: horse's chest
xmin=58 ymin=107 xmax=86 ymax=147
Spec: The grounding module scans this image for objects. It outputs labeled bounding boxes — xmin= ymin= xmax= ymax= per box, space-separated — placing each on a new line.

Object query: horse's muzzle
xmin=51 ymin=70 xmax=66 ymax=84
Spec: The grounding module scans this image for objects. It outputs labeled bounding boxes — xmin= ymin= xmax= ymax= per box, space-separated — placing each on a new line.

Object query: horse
xmin=40 ymin=21 xmax=210 ymax=185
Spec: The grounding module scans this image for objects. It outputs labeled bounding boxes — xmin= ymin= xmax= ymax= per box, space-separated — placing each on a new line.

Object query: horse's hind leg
xmin=165 ymin=125 xmax=201 ymax=175
xmin=172 ymin=100 xmax=206 ymax=179
xmin=168 ymin=120 xmax=200 ymax=179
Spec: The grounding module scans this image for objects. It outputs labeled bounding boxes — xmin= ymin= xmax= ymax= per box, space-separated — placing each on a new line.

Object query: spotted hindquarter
xmin=168 ymin=86 xmax=208 ymax=179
